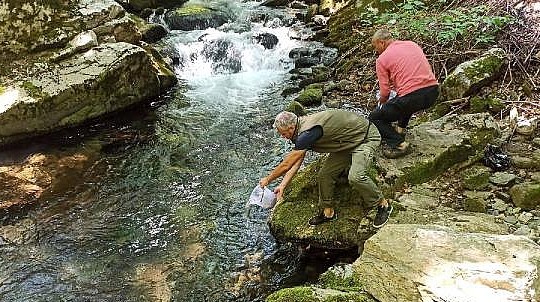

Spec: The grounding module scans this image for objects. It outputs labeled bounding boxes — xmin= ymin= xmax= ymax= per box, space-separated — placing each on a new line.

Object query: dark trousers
xmin=368 ymin=85 xmax=439 ymax=148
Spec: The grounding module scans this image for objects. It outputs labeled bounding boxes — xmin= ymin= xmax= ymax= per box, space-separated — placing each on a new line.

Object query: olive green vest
xmin=296 ymin=110 xmax=369 ymax=153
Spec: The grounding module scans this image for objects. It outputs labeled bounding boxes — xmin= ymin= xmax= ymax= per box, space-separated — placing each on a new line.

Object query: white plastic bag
xmin=248 ymin=185 xmax=276 ymax=209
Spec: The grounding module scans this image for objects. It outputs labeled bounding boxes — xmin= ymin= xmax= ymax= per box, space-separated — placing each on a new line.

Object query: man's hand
xmin=274 ymin=185 xmax=285 ymax=201
xmin=259 ymin=177 xmax=270 ymax=188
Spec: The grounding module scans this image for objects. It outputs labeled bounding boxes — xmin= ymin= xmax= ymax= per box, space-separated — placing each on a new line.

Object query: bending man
xmin=259 ymin=109 xmax=391 ymax=228
xmin=369 ymin=28 xmax=439 ymax=158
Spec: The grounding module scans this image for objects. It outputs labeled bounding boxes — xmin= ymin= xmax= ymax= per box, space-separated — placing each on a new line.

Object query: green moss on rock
xmin=509 ymin=182 xmax=540 ymax=210
xmin=266 ymin=287 xmax=317 ymax=302
xmin=285 ymin=101 xmax=307 ymax=116
xmin=461 ymin=165 xmax=491 ymax=190
xmin=470 ymin=96 xmax=504 ymax=113
xmin=295 ymin=87 xmax=323 ymax=107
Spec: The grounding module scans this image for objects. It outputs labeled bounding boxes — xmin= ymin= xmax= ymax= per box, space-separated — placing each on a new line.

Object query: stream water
xmin=0 ymin=1 xmax=341 ymax=301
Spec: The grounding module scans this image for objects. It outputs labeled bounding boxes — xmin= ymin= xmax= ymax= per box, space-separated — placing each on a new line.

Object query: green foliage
xmin=358 ymin=0 xmax=512 ymax=47
xmin=0 ymin=85 xmax=5 ymax=94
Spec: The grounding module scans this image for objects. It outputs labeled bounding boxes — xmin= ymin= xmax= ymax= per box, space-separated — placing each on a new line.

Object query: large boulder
xmin=510 ymin=181 xmax=540 ymax=210
xmin=115 ymin=0 xmax=189 ymax=11
xmin=0 ymin=42 xmax=176 ymax=145
xmin=352 ymin=224 xmax=540 ymax=302
xmin=441 ymin=47 xmax=507 ymax=101
xmin=164 ymin=5 xmax=230 ymax=31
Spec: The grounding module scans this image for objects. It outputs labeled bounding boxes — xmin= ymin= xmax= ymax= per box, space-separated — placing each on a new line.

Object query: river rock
xmin=492 ymin=198 xmax=509 ymax=212
xmin=201 ymin=39 xmax=242 ymax=73
xmin=378 ymin=113 xmax=499 ymax=191
xmin=0 ymin=42 xmax=176 ymax=145
xmin=115 ymin=0 xmax=188 ymax=11
xmin=352 ymin=224 xmax=540 ymax=302
xmin=254 ymin=32 xmax=279 ymax=49
xmin=440 ymin=47 xmax=507 ymax=101
xmin=0 ymin=219 xmax=37 ymax=245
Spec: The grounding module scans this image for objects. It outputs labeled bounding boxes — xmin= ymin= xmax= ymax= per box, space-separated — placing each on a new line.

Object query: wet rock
xmin=289 ymin=1 xmax=308 ymax=9
xmin=261 ymin=0 xmax=289 ymax=7
xmin=116 ymin=0 xmax=188 ymax=11
xmin=254 ymin=32 xmax=279 ymax=49
xmin=201 ymin=39 xmax=242 ymax=73
xmin=513 ymin=225 xmax=531 ymax=236
xmin=504 ymin=215 xmax=518 ymax=224
xmin=352 ymin=224 xmax=539 ymax=302
xmin=509 ymin=181 xmax=540 ymax=210
xmin=164 ymin=5 xmax=230 ymax=31
xmin=441 ymin=48 xmax=507 ymax=101
xmin=518 ymin=212 xmax=534 ymax=224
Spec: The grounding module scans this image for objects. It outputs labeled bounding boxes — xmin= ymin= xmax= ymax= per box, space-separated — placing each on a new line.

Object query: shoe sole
xmin=372 ymin=205 xmax=393 ymax=228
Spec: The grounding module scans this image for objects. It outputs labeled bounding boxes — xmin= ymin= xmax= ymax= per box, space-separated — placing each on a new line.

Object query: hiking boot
xmin=382 ymin=142 xmax=410 ymax=159
xmin=373 ymin=203 xmax=393 ymax=228
xmin=309 ymin=211 xmax=336 ymax=226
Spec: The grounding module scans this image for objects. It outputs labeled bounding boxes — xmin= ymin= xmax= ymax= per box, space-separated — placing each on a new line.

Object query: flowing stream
xmin=0 ymin=1 xmax=339 ymax=301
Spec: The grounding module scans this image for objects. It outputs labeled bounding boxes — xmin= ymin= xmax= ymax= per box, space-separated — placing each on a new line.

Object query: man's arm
xmin=273 ymin=152 xmax=304 ymax=200
xmin=376 ymin=60 xmax=391 ymax=104
xmin=260 ymin=149 xmax=306 ymax=188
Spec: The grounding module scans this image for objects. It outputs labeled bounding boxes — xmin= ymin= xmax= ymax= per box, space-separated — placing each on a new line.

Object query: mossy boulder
xmin=266 ymin=267 xmax=376 ymax=302
xmin=0 ymin=42 xmax=176 ymax=145
xmin=295 ymin=86 xmax=323 ymax=107
xmin=460 ymin=165 xmax=491 ymax=190
xmin=164 ymin=5 xmax=230 ymax=31
xmin=509 ymin=181 xmax=540 ymax=210
xmin=378 ymin=113 xmax=499 ymax=193
xmin=269 ymin=157 xmax=374 ymax=249
xmin=285 ymin=101 xmax=307 ymax=116
xmin=441 ymin=47 xmax=507 ymax=101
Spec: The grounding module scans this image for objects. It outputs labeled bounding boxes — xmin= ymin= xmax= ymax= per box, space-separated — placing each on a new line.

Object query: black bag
xmin=482 ymin=144 xmax=511 ymax=171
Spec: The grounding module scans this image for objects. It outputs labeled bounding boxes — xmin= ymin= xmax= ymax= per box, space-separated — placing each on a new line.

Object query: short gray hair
xmin=372 ymin=28 xmax=393 ymax=42
xmin=273 ymin=111 xmax=297 ymax=129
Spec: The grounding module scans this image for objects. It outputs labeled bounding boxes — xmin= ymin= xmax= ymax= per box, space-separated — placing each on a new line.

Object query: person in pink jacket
xmin=368 ymin=28 xmax=439 ymax=158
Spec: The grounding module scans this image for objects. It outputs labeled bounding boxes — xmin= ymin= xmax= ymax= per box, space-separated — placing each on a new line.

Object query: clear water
xmin=0 ymin=1 xmax=335 ymax=301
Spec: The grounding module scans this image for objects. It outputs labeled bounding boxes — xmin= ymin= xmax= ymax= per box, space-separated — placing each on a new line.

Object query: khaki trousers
xmin=318 ymin=125 xmax=382 ymax=210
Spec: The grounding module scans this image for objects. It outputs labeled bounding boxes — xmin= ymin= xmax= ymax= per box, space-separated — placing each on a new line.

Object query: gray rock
xmin=504 ymin=215 xmax=518 ymax=224
xmin=533 ymin=137 xmax=540 ymax=148
xmin=164 ymin=5 xmax=230 ymax=31
xmin=398 ymin=185 xmax=439 ymax=209
xmin=490 ymin=172 xmax=517 ymax=186
xmin=492 ymin=198 xmax=508 ymax=212
xmin=518 ymin=212 xmax=534 ymax=224
xmin=0 ymin=219 xmax=37 ymax=245
xmin=513 ymin=225 xmax=531 ymax=236
xmin=353 ymin=224 xmax=539 ymax=302
xmin=0 ymin=43 xmax=176 ymax=145
xmin=461 ymin=165 xmax=491 ymax=190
